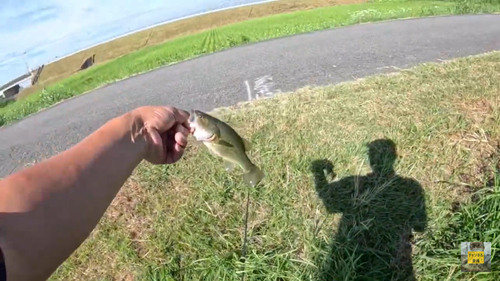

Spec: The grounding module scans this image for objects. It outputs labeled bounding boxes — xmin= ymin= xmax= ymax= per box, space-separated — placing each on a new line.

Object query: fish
xmin=188 ymin=109 xmax=265 ymax=187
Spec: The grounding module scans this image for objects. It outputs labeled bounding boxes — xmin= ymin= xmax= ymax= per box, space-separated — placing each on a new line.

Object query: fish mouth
xmin=198 ymin=133 xmax=216 ymax=142
xmin=205 ymin=133 xmax=216 ymax=142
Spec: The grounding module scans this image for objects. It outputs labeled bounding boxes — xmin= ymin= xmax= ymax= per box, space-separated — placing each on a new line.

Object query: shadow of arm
xmin=310 ymin=159 xmax=354 ymax=214
xmin=408 ymin=180 xmax=428 ymax=232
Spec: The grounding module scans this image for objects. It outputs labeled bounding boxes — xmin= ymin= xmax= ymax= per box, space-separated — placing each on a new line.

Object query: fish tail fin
xmin=243 ymin=165 xmax=265 ymax=187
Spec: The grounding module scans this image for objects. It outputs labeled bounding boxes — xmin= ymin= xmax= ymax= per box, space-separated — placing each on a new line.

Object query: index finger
xmin=165 ymin=107 xmax=192 ymax=132
xmin=144 ymin=106 xmax=185 ymax=134
xmin=163 ymin=106 xmax=190 ymax=124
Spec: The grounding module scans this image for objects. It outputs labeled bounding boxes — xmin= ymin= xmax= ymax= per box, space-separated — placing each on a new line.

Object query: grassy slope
xmin=0 ymin=0 xmax=473 ymax=127
xmin=23 ymin=0 xmax=364 ymax=92
xmin=50 ymin=52 xmax=500 ymax=281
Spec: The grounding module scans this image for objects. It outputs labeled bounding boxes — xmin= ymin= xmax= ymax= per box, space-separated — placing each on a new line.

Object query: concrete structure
xmin=80 ymin=54 xmax=95 ymax=71
xmin=0 ymin=65 xmax=44 ymax=99
xmin=0 ymin=73 xmax=31 ymax=98
xmin=2 ymin=84 xmax=21 ymax=98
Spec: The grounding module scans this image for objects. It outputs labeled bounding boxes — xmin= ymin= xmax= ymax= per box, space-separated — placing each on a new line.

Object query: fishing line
xmin=240 ymin=188 xmax=250 ymax=281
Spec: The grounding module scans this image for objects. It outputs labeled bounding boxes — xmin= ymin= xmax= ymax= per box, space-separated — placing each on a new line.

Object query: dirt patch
xmin=442 ymin=96 xmax=500 ymax=202
xmin=248 ymin=201 xmax=272 ymax=236
xmin=444 ymin=126 xmax=500 ymax=208
xmin=107 ymin=180 xmax=153 ymax=258
xmin=116 ymin=273 xmax=135 ymax=281
xmin=458 ymin=98 xmax=499 ymax=126
xmin=449 ymin=131 xmax=499 ymax=184
xmin=107 ymin=180 xmax=145 ymax=221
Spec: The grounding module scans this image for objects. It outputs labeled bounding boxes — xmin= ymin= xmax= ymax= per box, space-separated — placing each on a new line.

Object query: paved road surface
xmin=1 ymin=15 xmax=500 ymax=178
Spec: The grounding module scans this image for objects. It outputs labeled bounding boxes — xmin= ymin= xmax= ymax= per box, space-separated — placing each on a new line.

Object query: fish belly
xmin=204 ymin=142 xmax=254 ymax=172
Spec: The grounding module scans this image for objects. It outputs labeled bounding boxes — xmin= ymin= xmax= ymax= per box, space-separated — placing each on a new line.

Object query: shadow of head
xmin=367 ymin=138 xmax=397 ymax=176
xmin=310 ymin=138 xmax=428 ymax=281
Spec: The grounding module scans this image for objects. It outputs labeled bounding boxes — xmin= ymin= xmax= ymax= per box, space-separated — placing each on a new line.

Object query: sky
xmin=0 ymin=0 xmax=270 ymax=86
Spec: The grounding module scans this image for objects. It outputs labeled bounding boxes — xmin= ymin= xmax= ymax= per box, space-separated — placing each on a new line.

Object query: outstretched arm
xmin=0 ymin=106 xmax=190 ymax=281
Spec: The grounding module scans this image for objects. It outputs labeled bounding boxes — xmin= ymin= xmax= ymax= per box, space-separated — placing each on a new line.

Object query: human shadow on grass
xmin=310 ymin=139 xmax=428 ymax=281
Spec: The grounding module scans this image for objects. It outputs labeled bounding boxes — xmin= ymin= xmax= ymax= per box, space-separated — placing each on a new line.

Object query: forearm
xmin=0 ymin=111 xmax=147 ymax=281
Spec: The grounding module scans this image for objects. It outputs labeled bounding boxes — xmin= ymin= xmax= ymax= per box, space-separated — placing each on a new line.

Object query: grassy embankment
xmin=50 ymin=51 xmax=500 ymax=280
xmin=20 ymin=0 xmax=365 ymax=93
xmin=2 ymin=0 xmax=500 ymax=126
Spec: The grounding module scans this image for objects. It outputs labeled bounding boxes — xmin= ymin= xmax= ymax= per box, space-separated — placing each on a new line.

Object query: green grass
xmin=49 ymin=52 xmax=500 ymax=280
xmin=0 ymin=99 xmax=14 ymax=109
xmin=3 ymin=0 xmax=499 ymax=127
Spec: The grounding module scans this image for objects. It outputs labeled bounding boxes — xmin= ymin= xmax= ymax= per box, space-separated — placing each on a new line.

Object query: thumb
xmin=144 ymin=109 xmax=177 ymax=134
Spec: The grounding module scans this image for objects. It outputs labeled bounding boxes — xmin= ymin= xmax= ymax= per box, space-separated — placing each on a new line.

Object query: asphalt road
xmin=1 ymin=14 xmax=500 ymax=178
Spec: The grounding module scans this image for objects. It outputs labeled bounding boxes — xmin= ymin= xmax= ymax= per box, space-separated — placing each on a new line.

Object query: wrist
xmin=120 ymin=110 xmax=149 ymax=161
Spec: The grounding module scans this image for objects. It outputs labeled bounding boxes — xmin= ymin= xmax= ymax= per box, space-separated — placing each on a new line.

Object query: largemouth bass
xmin=188 ymin=109 xmax=265 ymax=187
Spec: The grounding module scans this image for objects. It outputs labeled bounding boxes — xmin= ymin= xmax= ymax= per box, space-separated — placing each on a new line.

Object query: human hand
xmin=310 ymin=159 xmax=336 ymax=183
xmin=130 ymin=106 xmax=191 ymax=165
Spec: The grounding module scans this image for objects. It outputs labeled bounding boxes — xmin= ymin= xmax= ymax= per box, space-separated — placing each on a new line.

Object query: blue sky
xmin=0 ymin=0 xmax=269 ymax=86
